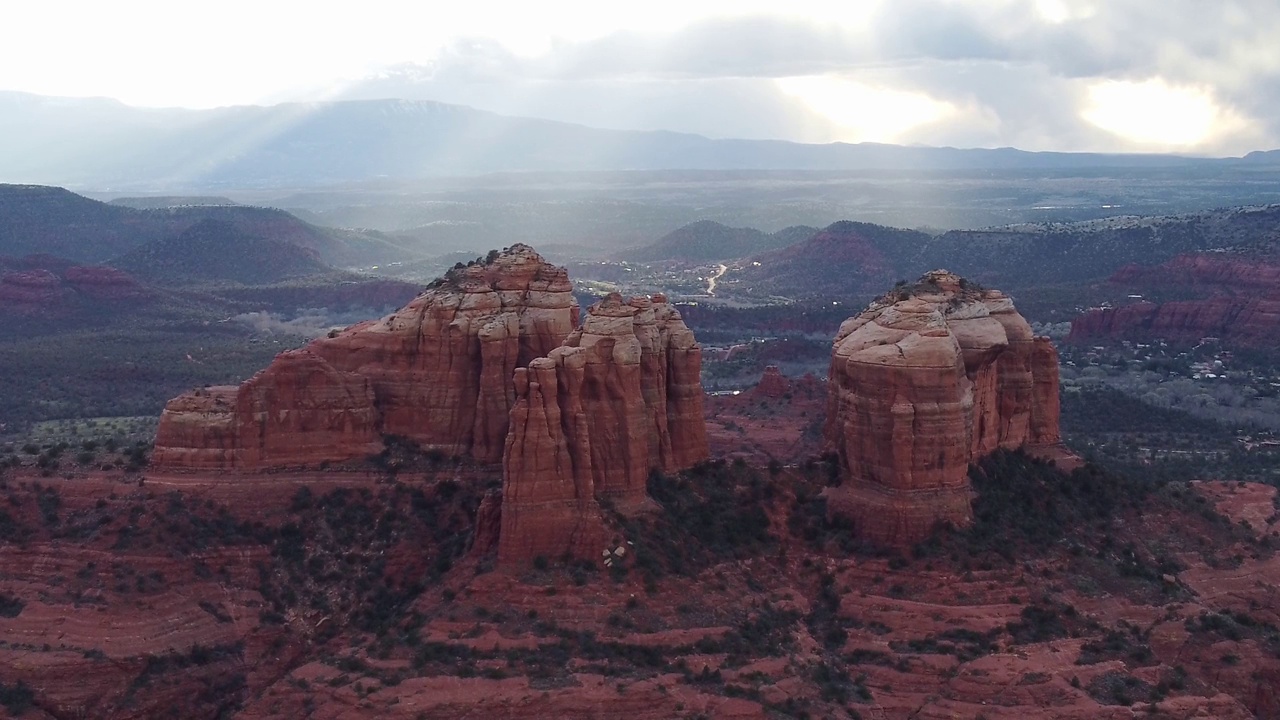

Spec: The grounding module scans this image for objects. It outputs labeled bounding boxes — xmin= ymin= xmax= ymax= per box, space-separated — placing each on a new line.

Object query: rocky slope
xmin=704 ymin=367 xmax=827 ymax=464
xmin=112 ymin=218 xmax=335 ymax=285
xmin=2 ymin=449 xmax=1276 ymax=719
xmin=153 ymin=245 xmax=578 ymax=471
xmin=824 ymin=270 xmax=1064 ymax=546
xmin=621 ymin=221 xmax=817 ymax=263
xmin=499 ymin=293 xmax=709 ymax=566
xmin=723 ymin=220 xmax=924 ymax=301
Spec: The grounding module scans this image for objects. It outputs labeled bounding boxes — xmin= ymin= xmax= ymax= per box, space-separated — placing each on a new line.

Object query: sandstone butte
xmin=824 ymin=270 xmax=1064 ymax=547
xmin=499 ymin=292 xmax=709 ymax=566
xmin=152 ymin=244 xmax=579 ymax=471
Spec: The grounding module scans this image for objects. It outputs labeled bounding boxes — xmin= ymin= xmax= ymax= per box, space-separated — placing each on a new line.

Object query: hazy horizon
xmin=5 ymin=1 xmax=1278 ymax=156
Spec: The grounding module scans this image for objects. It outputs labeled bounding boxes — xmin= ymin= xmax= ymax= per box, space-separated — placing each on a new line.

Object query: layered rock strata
xmin=153 ymin=244 xmax=577 ymax=471
xmin=498 ymin=293 xmax=709 ymax=565
xmin=824 ymin=270 xmax=1062 ymax=546
xmin=151 ymin=350 xmax=381 ymax=470
xmin=1069 ymin=296 xmax=1280 ymax=347
xmin=1069 ymin=254 xmax=1280 ymax=347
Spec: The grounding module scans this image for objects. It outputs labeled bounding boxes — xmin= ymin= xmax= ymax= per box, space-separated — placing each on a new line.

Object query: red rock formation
xmin=651 ymin=294 xmax=711 ymax=472
xmin=498 ymin=349 xmax=610 ymax=565
xmin=151 ymin=349 xmax=381 ymax=470
xmin=63 ymin=265 xmax=148 ymax=300
xmin=0 ymin=259 xmax=150 ymax=315
xmin=153 ymin=244 xmax=577 ymax=471
xmin=1069 ymin=295 xmax=1280 ymax=346
xmin=4 ymin=453 xmax=1279 ymax=719
xmin=706 ymin=371 xmax=827 ymax=464
xmin=470 ymin=490 xmax=503 ymax=557
xmin=1029 ymin=337 xmax=1062 ymax=446
xmin=824 ymin=271 xmax=1064 ymax=546
xmin=1070 ymin=253 xmax=1280 ymax=347
xmin=0 ymin=268 xmax=66 ymax=305
xmin=150 ymin=386 xmax=241 ymax=470
xmin=754 ymin=366 xmax=791 ymax=398
xmin=497 ymin=293 xmax=709 ymax=566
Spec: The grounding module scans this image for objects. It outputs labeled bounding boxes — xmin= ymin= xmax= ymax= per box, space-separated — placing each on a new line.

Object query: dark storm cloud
xmin=344 ymin=1 xmax=1280 ymax=152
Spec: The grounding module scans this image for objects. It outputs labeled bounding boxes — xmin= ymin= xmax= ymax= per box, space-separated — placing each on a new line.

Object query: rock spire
xmin=497 ymin=293 xmax=709 ymax=566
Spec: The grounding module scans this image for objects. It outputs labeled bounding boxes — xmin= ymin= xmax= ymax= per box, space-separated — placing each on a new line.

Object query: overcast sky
xmin=3 ymin=0 xmax=1276 ymax=155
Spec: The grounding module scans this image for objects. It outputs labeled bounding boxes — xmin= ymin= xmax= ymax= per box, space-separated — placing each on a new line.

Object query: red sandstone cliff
xmin=824 ymin=271 xmax=1063 ymax=546
xmin=1069 ymin=295 xmax=1280 ymax=346
xmin=1069 ymin=254 xmax=1280 ymax=347
xmin=150 ymin=350 xmax=382 ymax=470
xmin=499 ymin=348 xmax=610 ymax=565
xmin=498 ymin=293 xmax=709 ymax=566
xmin=153 ymin=244 xmax=577 ymax=471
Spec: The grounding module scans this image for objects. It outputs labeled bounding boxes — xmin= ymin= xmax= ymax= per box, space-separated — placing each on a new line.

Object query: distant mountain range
xmin=0 ymin=184 xmax=417 ymax=266
xmin=3 ymin=92 xmax=1278 ymax=190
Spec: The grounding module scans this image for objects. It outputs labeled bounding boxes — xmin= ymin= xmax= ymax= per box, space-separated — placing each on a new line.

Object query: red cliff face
xmin=498 ymin=293 xmax=709 ymax=566
xmin=1029 ymin=338 xmax=1062 ymax=447
xmin=1070 ymin=254 xmax=1280 ymax=347
xmin=1069 ymin=295 xmax=1280 ymax=346
xmin=498 ymin=348 xmax=610 ymax=566
xmin=153 ymin=245 xmax=577 ymax=471
xmin=151 ymin=350 xmax=382 ymax=470
xmin=824 ymin=271 xmax=1064 ymax=547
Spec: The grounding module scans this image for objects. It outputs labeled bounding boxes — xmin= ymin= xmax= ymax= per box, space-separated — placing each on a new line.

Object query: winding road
xmin=706 ymin=264 xmax=728 ymax=296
